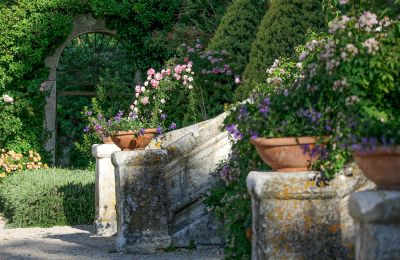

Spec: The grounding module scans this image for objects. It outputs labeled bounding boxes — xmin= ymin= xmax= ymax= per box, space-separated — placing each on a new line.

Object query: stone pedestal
xmin=247 ymin=171 xmax=343 ymax=259
xmin=349 ymin=190 xmax=400 ymax=260
xmin=112 ymin=150 xmax=171 ymax=254
xmin=92 ymin=144 xmax=121 ymax=236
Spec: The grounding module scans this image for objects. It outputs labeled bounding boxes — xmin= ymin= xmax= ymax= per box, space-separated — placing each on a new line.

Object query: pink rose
xmin=174 ymin=73 xmax=181 ymax=80
xmin=166 ymin=69 xmax=172 ymax=75
xmin=174 ymin=65 xmax=183 ymax=74
xmin=147 ymin=68 xmax=155 ymax=76
xmin=154 ymin=73 xmax=163 ymax=81
xmin=2 ymin=95 xmax=14 ymax=104
xmin=184 ymin=57 xmax=190 ymax=63
xmin=141 ymin=96 xmax=149 ymax=105
xmin=135 ymin=93 xmax=140 ymax=98
xmin=151 ymin=79 xmax=159 ymax=88
xmin=235 ymin=76 xmax=241 ymax=84
xmin=135 ymin=85 xmax=141 ymax=93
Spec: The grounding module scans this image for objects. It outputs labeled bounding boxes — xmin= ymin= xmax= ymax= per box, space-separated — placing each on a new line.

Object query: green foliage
xmin=0 ymin=168 xmax=95 ymax=227
xmin=153 ymin=0 xmax=233 ymax=52
xmin=0 ymin=0 xmax=183 ymax=158
xmin=239 ymin=0 xmax=324 ymax=98
xmin=207 ymin=0 xmax=266 ymax=74
xmin=205 ymin=128 xmax=267 ymax=259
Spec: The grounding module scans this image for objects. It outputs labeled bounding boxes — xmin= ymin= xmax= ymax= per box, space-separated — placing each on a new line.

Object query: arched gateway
xmin=41 ymin=14 xmax=117 ymax=163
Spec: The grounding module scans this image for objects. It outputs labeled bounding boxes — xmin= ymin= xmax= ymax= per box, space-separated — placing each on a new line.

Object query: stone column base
xmin=247 ymin=171 xmax=342 ymax=259
xmin=92 ymin=144 xmax=121 ymax=237
xmin=112 ymin=150 xmax=171 ymax=254
xmin=349 ymin=190 xmax=400 ymax=260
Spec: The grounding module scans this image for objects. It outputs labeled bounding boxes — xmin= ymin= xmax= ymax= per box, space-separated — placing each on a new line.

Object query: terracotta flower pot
xmin=102 ymin=135 xmax=114 ymax=144
xmin=354 ymin=146 xmax=400 ymax=190
xmin=250 ymin=136 xmax=322 ymax=172
xmin=111 ymin=129 xmax=157 ymax=151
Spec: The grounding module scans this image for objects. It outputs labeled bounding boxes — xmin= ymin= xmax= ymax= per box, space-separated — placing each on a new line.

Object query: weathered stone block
xmin=349 ymin=190 xmax=400 ymax=260
xmin=112 ymin=150 xmax=171 ymax=254
xmin=92 ymin=144 xmax=121 ymax=236
xmin=247 ymin=171 xmax=343 ymax=259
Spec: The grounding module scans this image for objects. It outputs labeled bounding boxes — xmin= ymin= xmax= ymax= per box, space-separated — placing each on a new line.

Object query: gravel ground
xmin=0 ymin=217 xmax=223 ymax=260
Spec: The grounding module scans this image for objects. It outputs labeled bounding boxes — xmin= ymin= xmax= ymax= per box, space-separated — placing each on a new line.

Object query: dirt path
xmin=0 ymin=217 xmax=223 ymax=260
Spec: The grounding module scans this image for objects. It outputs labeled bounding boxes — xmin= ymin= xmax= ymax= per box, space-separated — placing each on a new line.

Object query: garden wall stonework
xmin=95 ymin=113 xmax=230 ymax=249
xmin=247 ymin=164 xmax=374 ymax=259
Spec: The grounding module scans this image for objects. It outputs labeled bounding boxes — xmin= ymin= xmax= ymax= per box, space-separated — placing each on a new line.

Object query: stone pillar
xmin=92 ymin=144 xmax=121 ymax=236
xmin=112 ymin=150 xmax=171 ymax=254
xmin=349 ymin=190 xmax=400 ymax=260
xmin=247 ymin=171 xmax=343 ymax=260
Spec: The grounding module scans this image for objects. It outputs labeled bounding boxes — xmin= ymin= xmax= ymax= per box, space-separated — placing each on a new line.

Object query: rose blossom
xmin=147 ymin=68 xmax=155 ymax=76
xmin=144 ymin=81 xmax=149 ymax=87
xmin=174 ymin=65 xmax=183 ymax=74
xmin=160 ymin=99 xmax=166 ymax=104
xmin=2 ymin=95 xmax=14 ymax=103
xmin=166 ymin=68 xmax=172 ymax=75
xmin=135 ymin=93 xmax=140 ymax=98
xmin=141 ymin=96 xmax=149 ymax=105
xmin=135 ymin=85 xmax=141 ymax=93
xmin=151 ymin=79 xmax=159 ymax=88
xmin=154 ymin=73 xmax=163 ymax=81
xmin=141 ymin=86 xmax=146 ymax=92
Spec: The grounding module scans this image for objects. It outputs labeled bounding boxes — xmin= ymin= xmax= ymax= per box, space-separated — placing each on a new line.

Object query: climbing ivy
xmin=0 ymin=0 xmax=231 ymax=159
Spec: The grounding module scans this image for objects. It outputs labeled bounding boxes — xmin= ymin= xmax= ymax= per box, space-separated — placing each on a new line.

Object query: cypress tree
xmin=238 ymin=0 xmax=324 ymax=98
xmin=207 ymin=0 xmax=266 ymax=74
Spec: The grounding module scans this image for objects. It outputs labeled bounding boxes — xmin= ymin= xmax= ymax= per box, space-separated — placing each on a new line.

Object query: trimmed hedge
xmin=238 ymin=0 xmax=324 ymax=98
xmin=0 ymin=168 xmax=95 ymax=227
xmin=207 ymin=0 xmax=266 ymax=74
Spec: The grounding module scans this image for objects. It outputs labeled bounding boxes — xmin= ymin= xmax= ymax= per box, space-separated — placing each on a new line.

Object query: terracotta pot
xmin=111 ymin=129 xmax=157 ymax=151
xmin=102 ymin=135 xmax=114 ymax=144
xmin=250 ymin=136 xmax=322 ymax=172
xmin=354 ymin=146 xmax=400 ymax=190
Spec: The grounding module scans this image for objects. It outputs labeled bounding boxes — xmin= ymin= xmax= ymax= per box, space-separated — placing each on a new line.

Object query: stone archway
xmin=40 ymin=14 xmax=116 ymax=163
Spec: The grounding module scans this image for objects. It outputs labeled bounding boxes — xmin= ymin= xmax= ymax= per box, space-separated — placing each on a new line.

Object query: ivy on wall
xmin=0 ymin=0 xmax=230 ymax=159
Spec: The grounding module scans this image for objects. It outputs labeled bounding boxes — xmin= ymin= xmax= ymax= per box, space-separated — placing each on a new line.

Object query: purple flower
xmin=156 ymin=126 xmax=163 ymax=135
xmin=97 ymin=114 xmax=103 ymax=120
xmin=128 ymin=112 xmax=137 ymax=120
xmin=86 ymin=111 xmax=93 ymax=116
xmin=225 ymin=124 xmax=242 ymax=140
xmin=83 ymin=126 xmax=90 ymax=133
xmin=94 ymin=124 xmax=102 ymax=132
xmin=237 ymin=106 xmax=248 ymax=121
xmin=114 ymin=111 xmax=124 ymax=122
xmin=258 ymin=97 xmax=271 ymax=116
xmin=160 ymin=114 xmax=167 ymax=120
xmin=138 ymin=128 xmax=145 ymax=136
xmin=169 ymin=122 xmax=177 ymax=130
xmin=249 ymin=130 xmax=259 ymax=140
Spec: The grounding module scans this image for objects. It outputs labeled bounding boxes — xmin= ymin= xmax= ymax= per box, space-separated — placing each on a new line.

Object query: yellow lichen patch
xmin=329 ymin=224 xmax=341 ymax=234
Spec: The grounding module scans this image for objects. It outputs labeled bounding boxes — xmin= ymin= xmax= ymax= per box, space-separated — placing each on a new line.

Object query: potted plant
xmin=297 ymin=6 xmax=400 ymax=188
xmin=228 ymin=57 xmax=331 ymax=172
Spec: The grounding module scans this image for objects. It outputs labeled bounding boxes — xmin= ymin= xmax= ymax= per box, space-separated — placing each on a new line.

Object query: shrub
xmin=206 ymin=0 xmax=266 ymax=74
xmin=238 ymin=0 xmax=324 ymax=98
xmin=0 ymin=168 xmax=95 ymax=227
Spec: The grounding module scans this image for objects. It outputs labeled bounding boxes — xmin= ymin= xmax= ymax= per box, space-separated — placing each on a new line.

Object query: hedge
xmin=206 ymin=0 xmax=266 ymax=74
xmin=0 ymin=168 xmax=95 ymax=227
xmin=238 ymin=0 xmax=324 ymax=98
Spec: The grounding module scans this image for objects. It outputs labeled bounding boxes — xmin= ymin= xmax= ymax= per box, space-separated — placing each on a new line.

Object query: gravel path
xmin=0 ymin=217 xmax=223 ymax=260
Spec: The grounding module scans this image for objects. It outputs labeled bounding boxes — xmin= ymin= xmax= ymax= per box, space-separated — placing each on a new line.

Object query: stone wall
xmin=161 ymin=113 xmax=230 ymax=247
xmin=247 ymin=164 xmax=374 ymax=259
xmin=94 ymin=113 xmax=231 ymax=248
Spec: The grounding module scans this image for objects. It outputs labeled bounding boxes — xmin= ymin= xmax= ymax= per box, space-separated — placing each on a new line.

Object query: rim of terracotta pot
xmin=113 ymin=128 xmax=157 ymax=136
xmin=353 ymin=145 xmax=400 ymax=157
xmin=250 ymin=136 xmax=320 ymax=146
